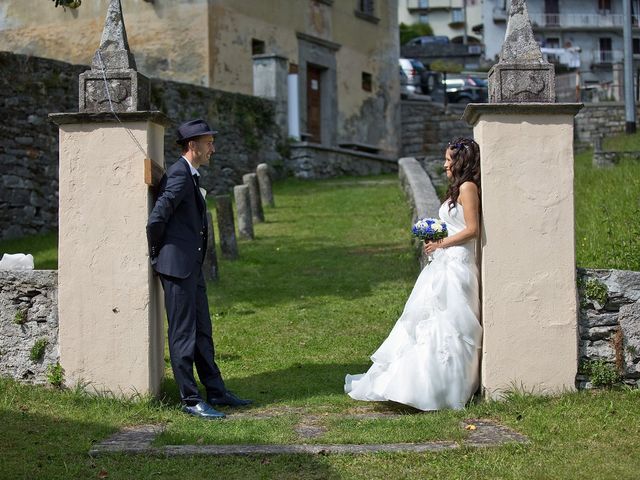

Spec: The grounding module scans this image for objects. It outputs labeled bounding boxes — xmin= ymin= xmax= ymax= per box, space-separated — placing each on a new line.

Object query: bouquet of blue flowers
xmin=412 ymin=218 xmax=448 ymax=242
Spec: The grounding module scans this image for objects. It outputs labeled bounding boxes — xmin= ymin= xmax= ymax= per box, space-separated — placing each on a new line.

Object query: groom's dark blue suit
xmin=147 ymin=157 xmax=225 ymax=405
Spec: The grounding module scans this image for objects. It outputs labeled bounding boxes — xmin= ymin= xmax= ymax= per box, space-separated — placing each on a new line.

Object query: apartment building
xmin=484 ymin=0 xmax=640 ymax=94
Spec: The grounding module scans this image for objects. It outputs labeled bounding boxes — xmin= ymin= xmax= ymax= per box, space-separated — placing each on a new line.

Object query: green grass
xmin=574 ymin=134 xmax=640 ymax=270
xmin=2 ymin=174 xmax=640 ymax=479
xmin=0 ymin=230 xmax=57 ymax=270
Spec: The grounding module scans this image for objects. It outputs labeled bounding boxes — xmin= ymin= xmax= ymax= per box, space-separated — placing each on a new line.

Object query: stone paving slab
xmin=89 ymin=417 xmax=528 ymax=457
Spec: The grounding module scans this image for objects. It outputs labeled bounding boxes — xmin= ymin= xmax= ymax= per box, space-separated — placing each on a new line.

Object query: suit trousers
xmin=160 ymin=268 xmax=226 ymax=404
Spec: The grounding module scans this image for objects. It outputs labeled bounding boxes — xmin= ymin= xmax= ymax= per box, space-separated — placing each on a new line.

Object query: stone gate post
xmin=463 ymin=0 xmax=582 ymax=399
xmin=49 ymin=0 xmax=169 ymax=396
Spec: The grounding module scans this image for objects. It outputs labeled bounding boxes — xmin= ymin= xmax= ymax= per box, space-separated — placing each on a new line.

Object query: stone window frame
xmin=354 ymin=0 xmax=380 ymax=24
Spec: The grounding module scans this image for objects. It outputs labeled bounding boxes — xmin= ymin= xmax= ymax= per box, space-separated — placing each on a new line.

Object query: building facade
xmin=0 ymin=0 xmax=400 ymax=155
xmin=484 ymin=0 xmax=640 ymax=97
xmin=398 ymin=0 xmax=483 ymax=43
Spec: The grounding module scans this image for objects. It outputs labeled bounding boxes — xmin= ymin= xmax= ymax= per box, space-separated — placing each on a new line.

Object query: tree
xmin=399 ymin=22 xmax=434 ymax=46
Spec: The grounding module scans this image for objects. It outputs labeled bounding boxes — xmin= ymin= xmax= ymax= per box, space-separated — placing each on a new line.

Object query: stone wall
xmin=577 ymin=268 xmax=640 ymax=388
xmin=289 ymin=144 xmax=397 ymax=179
xmin=574 ymin=103 xmax=640 ymax=147
xmin=0 ymin=270 xmax=58 ymax=384
xmin=401 ymin=100 xmax=472 ymax=158
xmin=0 ymin=51 xmax=283 ymax=241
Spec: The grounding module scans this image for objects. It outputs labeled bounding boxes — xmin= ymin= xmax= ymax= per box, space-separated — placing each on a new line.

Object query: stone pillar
xmin=467 ymin=0 xmax=582 ymax=399
xmin=256 ymin=163 xmax=275 ymax=207
xmin=253 ymin=54 xmax=289 ymax=138
xmin=234 ymin=184 xmax=254 ymax=240
xmin=215 ymin=195 xmax=239 ymax=260
xmin=51 ymin=113 xmax=169 ymax=396
xmin=49 ymin=0 xmax=168 ymax=397
xmin=243 ymin=173 xmax=265 ymax=223
xmin=203 ymin=211 xmax=219 ymax=281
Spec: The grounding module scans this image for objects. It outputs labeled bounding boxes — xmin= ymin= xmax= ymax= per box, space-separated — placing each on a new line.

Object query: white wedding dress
xmin=345 ymin=201 xmax=482 ymax=411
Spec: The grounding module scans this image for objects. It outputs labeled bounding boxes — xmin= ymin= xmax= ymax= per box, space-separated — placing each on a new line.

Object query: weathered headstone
xmin=256 ymin=163 xmax=275 ymax=207
xmin=215 ymin=195 xmax=238 ymax=260
xmin=203 ymin=211 xmax=219 ymax=281
xmin=487 ymin=0 xmax=555 ymax=103
xmin=78 ymin=0 xmax=150 ymax=112
xmin=234 ymin=184 xmax=254 ymax=240
xmin=242 ymin=173 xmax=265 ymax=223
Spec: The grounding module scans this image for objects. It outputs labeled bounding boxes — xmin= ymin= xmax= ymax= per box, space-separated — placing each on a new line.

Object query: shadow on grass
xmin=160 ymin=362 xmax=413 ymax=409
xmin=0 ymin=407 xmax=115 ymax=477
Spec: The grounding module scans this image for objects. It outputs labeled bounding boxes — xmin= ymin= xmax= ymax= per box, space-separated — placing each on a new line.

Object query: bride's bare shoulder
xmin=459 ymin=181 xmax=478 ymax=195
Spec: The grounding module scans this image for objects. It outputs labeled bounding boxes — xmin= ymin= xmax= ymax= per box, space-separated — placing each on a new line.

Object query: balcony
xmin=529 ymin=13 xmax=640 ymax=29
xmin=591 ymin=50 xmax=624 ymax=64
xmin=407 ymin=0 xmax=464 ymax=12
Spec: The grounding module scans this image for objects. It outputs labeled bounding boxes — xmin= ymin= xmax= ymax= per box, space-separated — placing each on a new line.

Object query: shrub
xmin=29 ymin=338 xmax=48 ymax=362
xmin=582 ymin=359 xmax=622 ymax=388
xmin=14 ymin=310 xmax=27 ymax=325
xmin=47 ymin=362 xmax=65 ymax=388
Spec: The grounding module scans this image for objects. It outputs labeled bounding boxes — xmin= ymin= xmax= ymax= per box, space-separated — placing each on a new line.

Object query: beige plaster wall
xmin=58 ymin=120 xmax=165 ymax=395
xmin=473 ymin=111 xmax=578 ymax=398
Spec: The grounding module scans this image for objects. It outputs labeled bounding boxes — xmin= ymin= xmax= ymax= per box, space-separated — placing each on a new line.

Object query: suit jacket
xmin=147 ymin=157 xmax=208 ymax=279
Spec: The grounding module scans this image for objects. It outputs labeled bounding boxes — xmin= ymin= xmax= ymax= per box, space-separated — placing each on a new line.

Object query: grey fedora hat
xmin=176 ymin=119 xmax=218 ymax=144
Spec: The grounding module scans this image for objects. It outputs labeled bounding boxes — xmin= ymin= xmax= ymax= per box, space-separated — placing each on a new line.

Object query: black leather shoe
xmin=182 ymin=401 xmax=226 ymax=419
xmin=207 ymin=391 xmax=252 ymax=407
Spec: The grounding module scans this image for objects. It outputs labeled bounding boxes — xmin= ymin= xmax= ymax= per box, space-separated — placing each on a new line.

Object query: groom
xmin=147 ymin=119 xmax=251 ymax=419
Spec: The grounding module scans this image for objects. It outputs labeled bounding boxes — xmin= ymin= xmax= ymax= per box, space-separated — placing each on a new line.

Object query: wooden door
xmin=306 ymin=65 xmax=322 ymax=143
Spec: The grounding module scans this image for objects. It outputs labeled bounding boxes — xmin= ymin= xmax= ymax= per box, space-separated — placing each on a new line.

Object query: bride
xmin=345 ymin=137 xmax=483 ymax=411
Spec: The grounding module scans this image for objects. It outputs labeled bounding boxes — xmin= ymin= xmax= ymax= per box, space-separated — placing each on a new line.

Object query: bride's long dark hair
xmin=444 ymin=137 xmax=480 ymax=210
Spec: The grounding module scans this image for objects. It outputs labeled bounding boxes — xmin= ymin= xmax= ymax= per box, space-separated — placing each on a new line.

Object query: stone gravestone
xmin=215 ymin=195 xmax=239 ymax=260
xmin=464 ymin=0 xmax=581 ymax=399
xmin=243 ymin=173 xmax=265 ymax=223
xmin=50 ymin=0 xmax=168 ymax=396
xmin=256 ymin=163 xmax=275 ymax=207
xmin=203 ymin=211 xmax=219 ymax=281
xmin=234 ymin=184 xmax=254 ymax=240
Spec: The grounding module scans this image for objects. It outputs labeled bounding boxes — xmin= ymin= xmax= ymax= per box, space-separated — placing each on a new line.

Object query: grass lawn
xmin=574 ymin=133 xmax=640 ymax=270
xmin=2 ymin=174 xmax=640 ymax=479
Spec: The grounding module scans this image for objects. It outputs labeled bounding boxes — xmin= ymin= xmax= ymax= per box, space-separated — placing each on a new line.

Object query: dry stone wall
xmin=0 ymin=270 xmax=58 ymax=384
xmin=0 ymin=52 xmax=282 ymax=241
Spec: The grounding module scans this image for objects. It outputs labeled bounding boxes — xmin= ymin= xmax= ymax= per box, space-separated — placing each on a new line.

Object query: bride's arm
xmin=425 ymin=182 xmax=479 ymax=254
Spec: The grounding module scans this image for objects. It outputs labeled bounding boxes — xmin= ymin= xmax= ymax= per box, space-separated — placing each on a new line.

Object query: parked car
xmin=444 ymin=73 xmax=488 ymax=104
xmin=399 ymin=57 xmax=427 ymax=94
xmin=404 ymin=35 xmax=449 ymax=47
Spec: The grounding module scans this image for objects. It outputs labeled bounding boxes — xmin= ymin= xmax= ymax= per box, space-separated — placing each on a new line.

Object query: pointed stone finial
xmin=91 ymin=0 xmax=137 ymax=71
xmin=78 ymin=0 xmax=150 ymax=113
xmin=488 ymin=0 xmax=555 ymax=103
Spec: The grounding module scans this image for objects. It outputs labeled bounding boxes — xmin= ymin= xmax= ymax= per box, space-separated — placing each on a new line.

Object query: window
xmin=251 ymin=39 xmax=265 ymax=55
xmin=545 ymin=37 xmax=560 ymax=48
xmin=451 ymin=8 xmax=464 ymax=23
xmin=419 ymin=14 xmax=429 ymax=24
xmin=418 ymin=0 xmax=428 ymax=7
xmin=597 ymin=0 xmax=611 ymax=12
xmin=633 ymin=38 xmax=640 ymax=55
xmin=358 ymin=0 xmax=374 ymax=15
xmin=362 ymin=72 xmax=372 ymax=92
xmin=599 ymin=37 xmax=612 ymax=62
